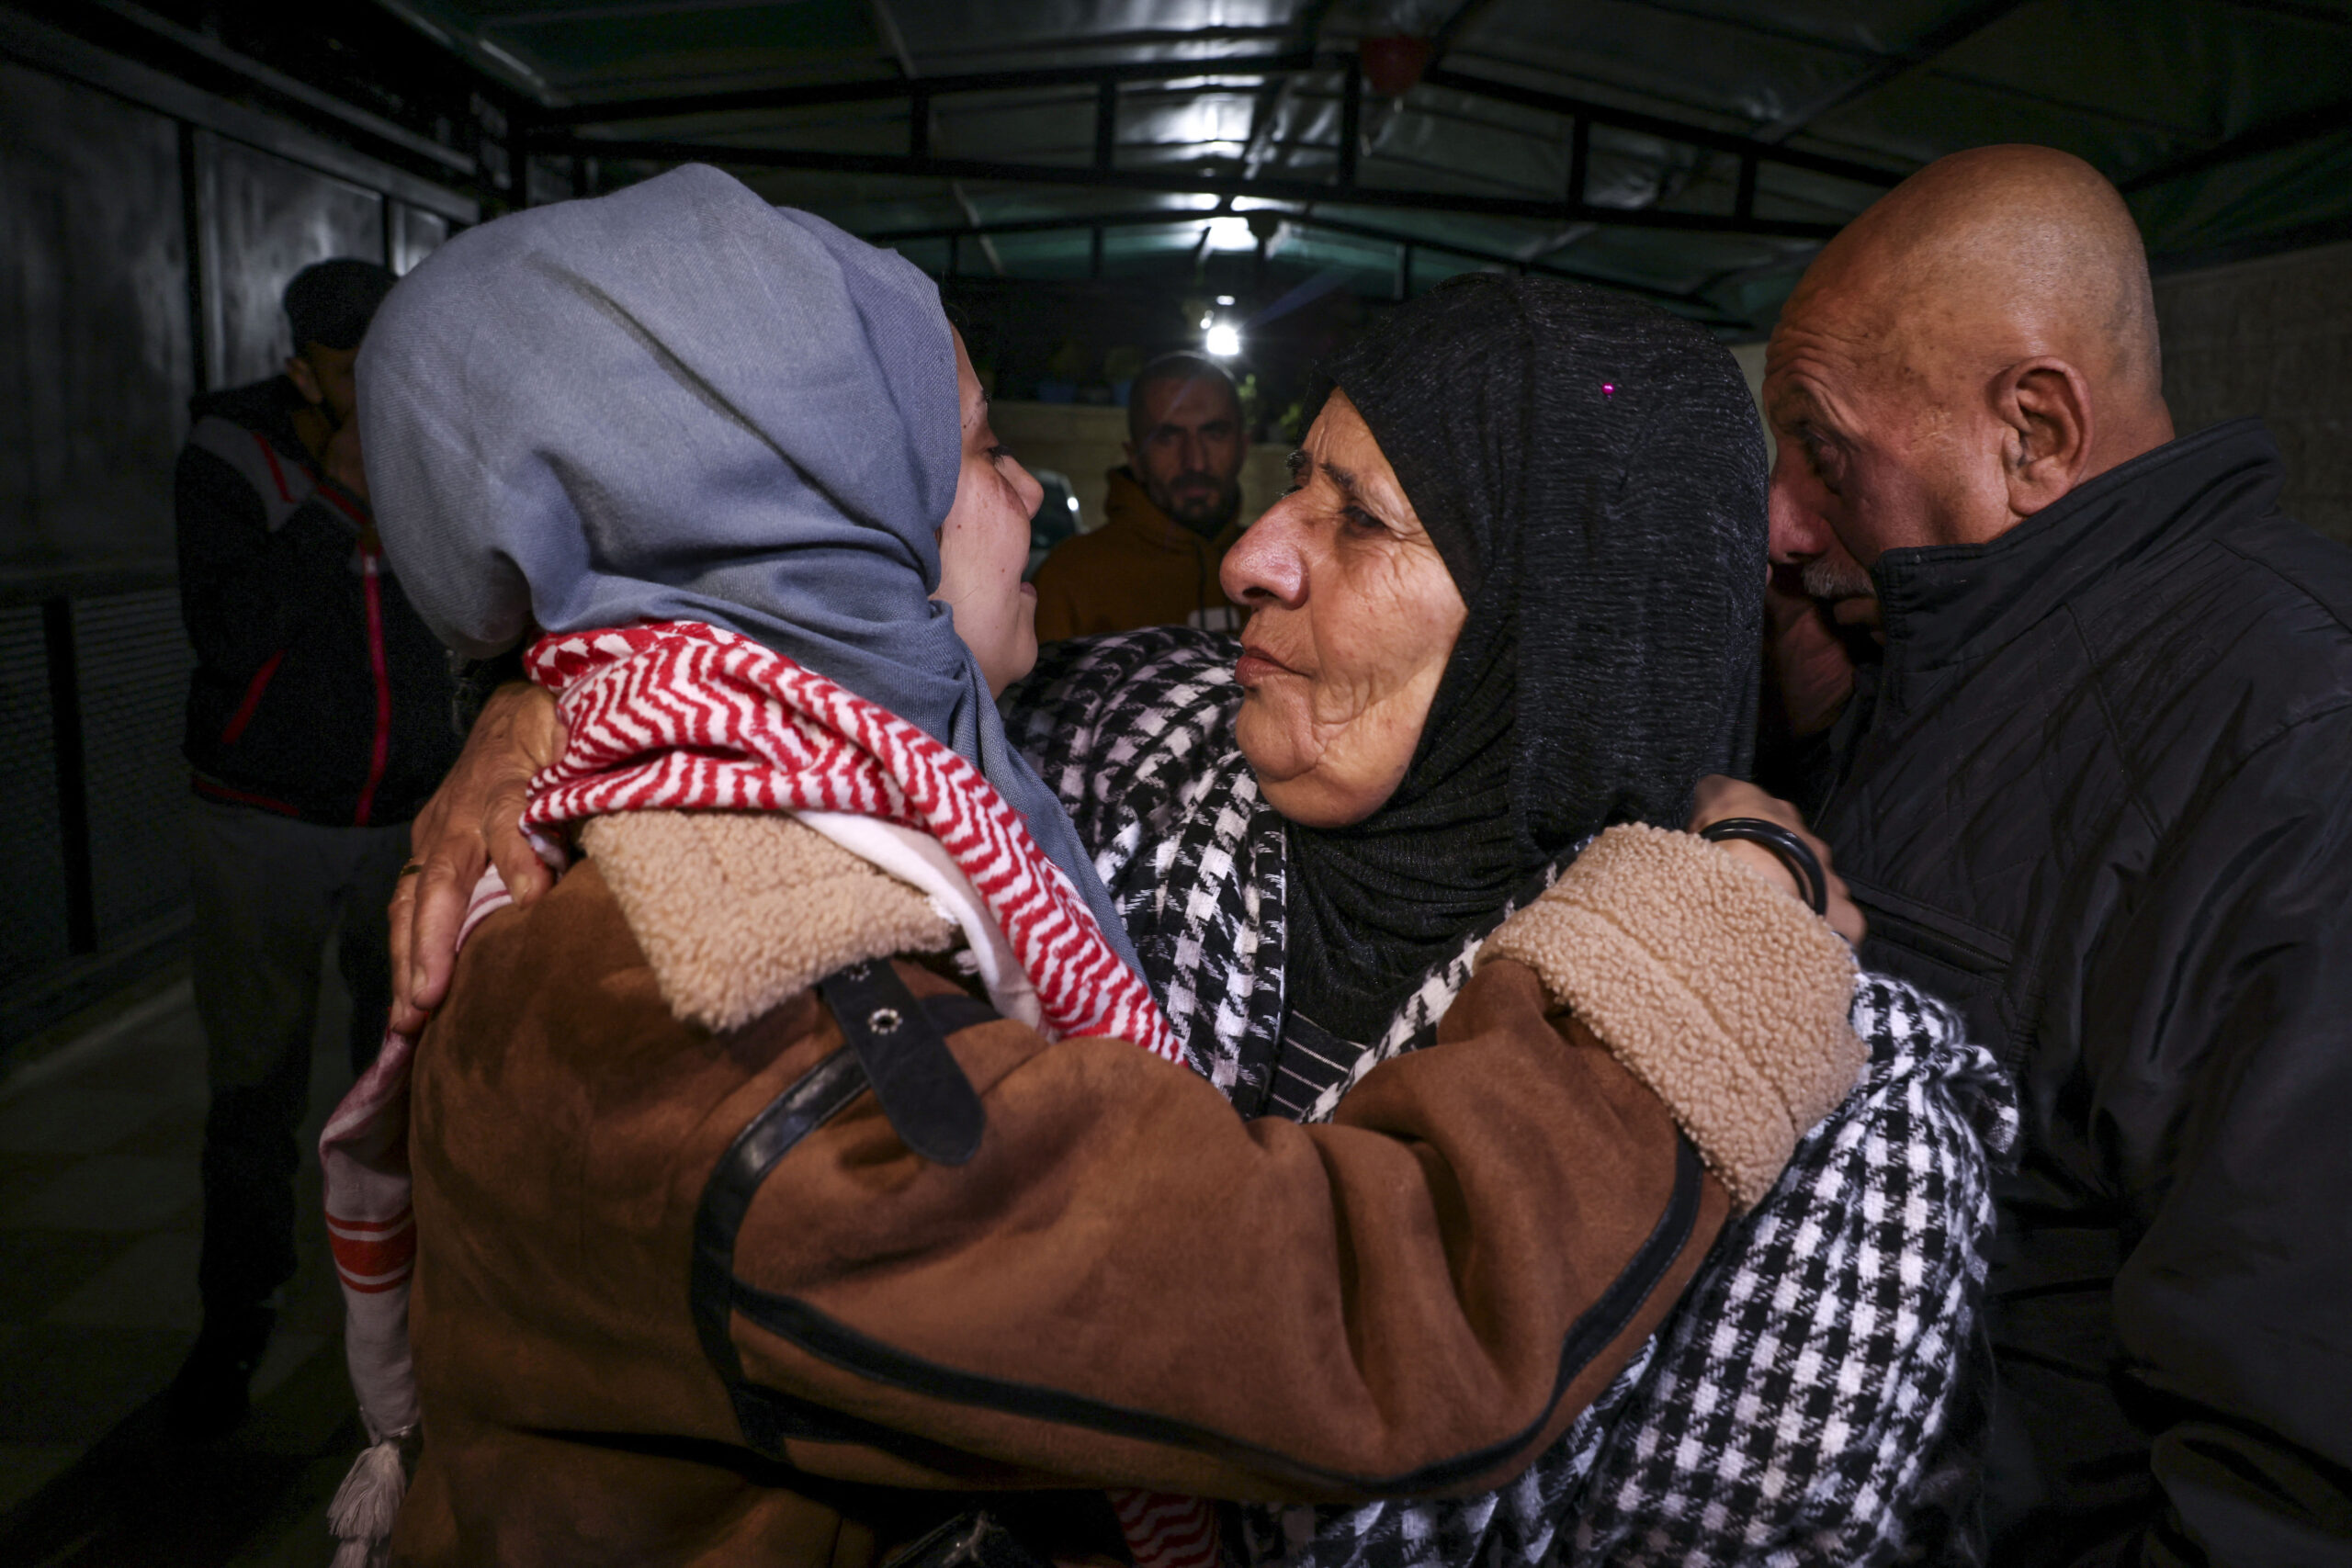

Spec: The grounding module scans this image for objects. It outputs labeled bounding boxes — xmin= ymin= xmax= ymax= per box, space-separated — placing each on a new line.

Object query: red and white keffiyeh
xmin=320 ymin=621 xmax=1211 ymax=1568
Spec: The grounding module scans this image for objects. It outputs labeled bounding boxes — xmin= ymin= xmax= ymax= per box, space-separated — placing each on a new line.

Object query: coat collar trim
xmin=1871 ymin=417 xmax=2284 ymax=677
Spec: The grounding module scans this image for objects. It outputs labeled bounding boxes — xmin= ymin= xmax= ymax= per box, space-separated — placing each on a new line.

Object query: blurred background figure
xmin=1030 ymin=352 xmax=1250 ymax=640
xmin=168 ymin=259 xmax=458 ymax=1435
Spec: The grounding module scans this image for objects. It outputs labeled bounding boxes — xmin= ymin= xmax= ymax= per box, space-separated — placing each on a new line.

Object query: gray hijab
xmin=358 ymin=164 xmax=1141 ymax=972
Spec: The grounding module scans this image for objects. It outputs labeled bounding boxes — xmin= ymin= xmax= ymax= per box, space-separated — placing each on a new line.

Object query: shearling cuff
xmin=584 ymin=810 xmax=955 ymax=1032
xmin=1477 ymin=822 xmax=1864 ymax=1210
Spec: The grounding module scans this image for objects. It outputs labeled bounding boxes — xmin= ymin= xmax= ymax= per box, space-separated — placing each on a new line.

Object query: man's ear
xmin=1994 ymin=357 xmax=2095 ymax=520
xmin=285 ymin=351 xmax=325 ymax=407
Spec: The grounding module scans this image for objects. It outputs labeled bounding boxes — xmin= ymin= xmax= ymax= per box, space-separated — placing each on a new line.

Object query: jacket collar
xmin=1871 ymin=417 xmax=2285 ymax=675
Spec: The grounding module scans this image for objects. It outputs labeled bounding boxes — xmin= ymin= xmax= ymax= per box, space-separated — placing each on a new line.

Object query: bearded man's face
xmin=1129 ymin=375 xmax=1244 ymax=536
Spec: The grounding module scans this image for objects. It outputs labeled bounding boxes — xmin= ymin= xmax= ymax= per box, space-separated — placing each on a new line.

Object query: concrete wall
xmin=2154 ymin=242 xmax=2352 ymax=544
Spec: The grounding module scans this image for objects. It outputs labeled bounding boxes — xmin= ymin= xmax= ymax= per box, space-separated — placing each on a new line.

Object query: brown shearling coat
xmin=389 ymin=811 xmax=1845 ymax=1567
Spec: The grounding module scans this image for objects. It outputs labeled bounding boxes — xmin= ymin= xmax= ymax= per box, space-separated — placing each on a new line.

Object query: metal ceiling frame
xmin=525 ymin=48 xmax=1911 ymax=239
xmin=531 ymin=133 xmax=1859 ymax=235
xmin=2120 ymin=92 xmax=2352 ymax=193
xmin=534 ymin=47 xmax=1908 ymax=187
xmin=1750 ymin=0 xmax=2038 ymax=142
xmin=506 ymin=8 xmax=2352 ymax=256
xmin=861 ymin=204 xmax=1737 ymax=315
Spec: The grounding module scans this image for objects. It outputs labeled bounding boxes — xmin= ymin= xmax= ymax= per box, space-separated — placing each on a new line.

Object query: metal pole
xmin=509 ymin=100 xmax=534 ymax=209
xmin=42 ymin=598 xmax=96 ymax=955
xmin=1094 ymin=78 xmax=1118 ymax=171
xmin=1339 ymin=56 xmax=1362 ymax=187
xmin=177 ymin=121 xmax=213 ymax=391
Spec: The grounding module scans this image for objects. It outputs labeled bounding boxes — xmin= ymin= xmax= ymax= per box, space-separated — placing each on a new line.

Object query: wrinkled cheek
xmin=1235 ymin=685 xmax=1321 ymax=784
xmin=1306 ymin=667 xmax=1387 ymax=737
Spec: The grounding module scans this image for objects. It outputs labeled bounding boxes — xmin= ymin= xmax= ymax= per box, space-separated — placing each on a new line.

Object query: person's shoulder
xmin=2211 ymin=506 xmax=2352 ymax=645
xmin=1005 ymin=629 xmax=1243 ymax=820
xmin=1014 ymin=626 xmax=1239 ymax=724
xmin=180 ymin=378 xmax=308 ymax=504
xmin=430 ymin=852 xmax=683 ymax=1098
xmin=582 ymin=810 xmax=954 ymax=1035
xmin=1033 ymin=522 xmax=1141 ymax=590
xmin=446 ymin=812 xmax=955 ymax=1083
xmin=2188 ymin=517 xmax=2352 ymax=748
xmin=187 ymin=377 xmax=297 ymax=441
xmin=2084 ymin=507 xmax=2352 ymax=772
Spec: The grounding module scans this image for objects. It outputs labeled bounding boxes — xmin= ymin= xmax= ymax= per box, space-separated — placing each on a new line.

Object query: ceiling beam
xmin=865 ymin=0 xmax=1002 ymax=276
xmin=856 ymin=208 xmax=1736 ymax=319
xmin=1751 ymin=0 xmax=2038 ymax=142
xmin=944 ymin=26 xmax=1296 ymax=62
xmin=1280 ymin=211 xmax=1732 ymax=315
xmin=537 ymin=51 xmax=1905 ymax=201
xmin=2119 ymin=94 xmax=2352 ymax=192
xmin=2215 ymin=0 xmax=2352 ymax=28
xmin=538 ymin=50 xmax=1320 ymax=126
xmin=1416 ymin=66 xmax=1906 ymax=187
xmin=537 ymin=135 xmax=1849 ymax=237
xmin=1240 ymin=0 xmax=1338 ymax=176
xmin=1426 ymin=0 xmax=1509 ymax=65
xmin=1595 ymin=0 xmax=1887 ymax=62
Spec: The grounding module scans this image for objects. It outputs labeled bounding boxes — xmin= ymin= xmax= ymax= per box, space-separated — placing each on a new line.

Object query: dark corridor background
xmin=0 ymin=12 xmax=474 ymax=1045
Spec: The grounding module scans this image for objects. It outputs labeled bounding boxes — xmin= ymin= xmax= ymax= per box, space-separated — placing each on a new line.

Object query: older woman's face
xmin=935 ymin=329 xmax=1045 ymax=696
xmin=1222 ymin=390 xmax=1466 ymax=827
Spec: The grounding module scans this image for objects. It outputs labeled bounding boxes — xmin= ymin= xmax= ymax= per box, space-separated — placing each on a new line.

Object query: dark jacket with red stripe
xmin=176 ymin=378 xmax=459 ymax=827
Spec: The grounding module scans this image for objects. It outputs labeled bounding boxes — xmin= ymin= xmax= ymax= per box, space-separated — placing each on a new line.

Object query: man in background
xmin=1031 ymin=351 xmax=1249 ymax=640
xmin=1762 ymin=145 xmax=2352 ymax=1563
xmin=169 ymin=259 xmax=459 ymax=1433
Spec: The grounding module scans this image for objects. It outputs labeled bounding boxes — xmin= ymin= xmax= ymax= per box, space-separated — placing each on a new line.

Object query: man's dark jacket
xmin=176 ymin=378 xmax=458 ymax=827
xmin=1812 ymin=419 xmax=2352 ymax=1566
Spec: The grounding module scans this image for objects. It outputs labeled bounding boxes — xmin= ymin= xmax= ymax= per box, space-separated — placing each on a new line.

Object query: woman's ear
xmin=1994 ymin=357 xmax=2095 ymax=520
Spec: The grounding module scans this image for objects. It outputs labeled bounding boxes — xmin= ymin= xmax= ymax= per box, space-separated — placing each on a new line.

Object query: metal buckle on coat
xmin=816 ymin=960 xmax=988 ymax=1166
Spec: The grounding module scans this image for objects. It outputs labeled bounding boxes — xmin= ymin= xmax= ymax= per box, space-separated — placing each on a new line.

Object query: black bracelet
xmin=1699 ymin=817 xmax=1828 ymax=917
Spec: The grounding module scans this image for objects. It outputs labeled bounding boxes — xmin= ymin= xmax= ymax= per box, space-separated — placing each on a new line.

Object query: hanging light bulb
xmin=1205 ymin=322 xmax=1241 ymax=357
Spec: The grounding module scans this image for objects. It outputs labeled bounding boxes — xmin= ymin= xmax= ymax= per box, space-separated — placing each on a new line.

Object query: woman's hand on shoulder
xmin=390 ymin=681 xmax=569 ymax=1034
xmin=1688 ymin=775 xmax=1865 ymax=945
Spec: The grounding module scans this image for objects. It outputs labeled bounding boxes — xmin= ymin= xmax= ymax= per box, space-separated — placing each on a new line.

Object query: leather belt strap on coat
xmin=691 ymin=967 xmax=997 ymax=1460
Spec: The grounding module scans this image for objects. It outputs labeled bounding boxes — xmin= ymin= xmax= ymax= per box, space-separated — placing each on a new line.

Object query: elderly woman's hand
xmin=1689 ymin=775 xmax=1865 ymax=945
xmin=389 ymin=681 xmax=569 ymax=1034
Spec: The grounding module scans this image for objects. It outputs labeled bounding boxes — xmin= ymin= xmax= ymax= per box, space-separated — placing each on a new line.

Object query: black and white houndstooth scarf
xmin=1005 ymin=628 xmax=2018 ymax=1567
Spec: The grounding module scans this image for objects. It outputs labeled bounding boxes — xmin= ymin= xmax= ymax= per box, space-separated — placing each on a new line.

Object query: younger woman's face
xmin=934 ymin=328 xmax=1044 ymax=696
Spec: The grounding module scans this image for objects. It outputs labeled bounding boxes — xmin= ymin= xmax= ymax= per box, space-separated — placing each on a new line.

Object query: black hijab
xmin=1282 ymin=274 xmax=1768 ymax=1043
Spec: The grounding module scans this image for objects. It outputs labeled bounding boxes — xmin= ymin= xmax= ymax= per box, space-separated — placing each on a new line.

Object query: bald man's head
xmin=1765 ymin=146 xmax=2175 ymax=592
xmin=1794 ymin=145 xmax=2162 ymax=408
